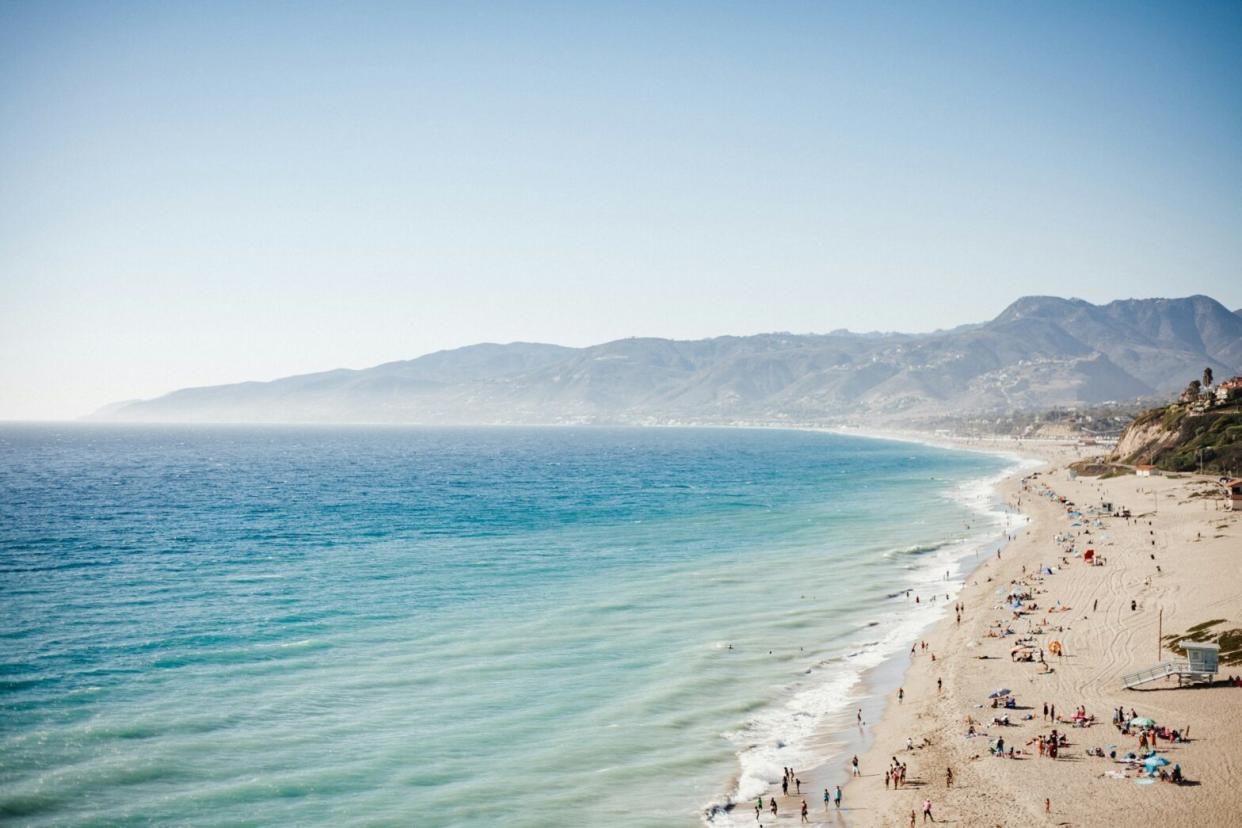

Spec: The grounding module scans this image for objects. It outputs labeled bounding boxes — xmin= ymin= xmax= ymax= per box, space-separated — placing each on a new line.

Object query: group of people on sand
xmin=780 ymin=767 xmax=800 ymax=796
xmin=754 ymin=767 xmax=842 ymax=823
xmin=884 ymin=756 xmax=909 ymax=789
xmin=1045 ymin=702 xmax=1097 ymax=728
xmin=1028 ymin=729 xmax=1067 ymax=758
xmin=1155 ymin=763 xmax=1184 ymax=784
xmin=1114 ymin=707 xmax=1187 ymax=743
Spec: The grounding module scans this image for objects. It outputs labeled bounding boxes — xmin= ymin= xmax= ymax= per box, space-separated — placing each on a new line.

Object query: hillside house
xmin=1136 ymin=464 xmax=1157 ymax=477
xmin=1216 ymin=376 xmax=1242 ymax=402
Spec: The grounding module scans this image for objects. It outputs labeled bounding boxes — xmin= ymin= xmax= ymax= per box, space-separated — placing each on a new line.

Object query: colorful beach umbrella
xmin=988 ymin=688 xmax=1011 ymax=698
xmin=1130 ymin=717 xmax=1156 ymax=727
xmin=1143 ymin=755 xmax=1170 ymax=769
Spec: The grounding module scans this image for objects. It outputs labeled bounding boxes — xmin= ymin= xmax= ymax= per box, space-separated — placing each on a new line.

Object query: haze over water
xmin=0 ymin=425 xmax=1012 ymax=825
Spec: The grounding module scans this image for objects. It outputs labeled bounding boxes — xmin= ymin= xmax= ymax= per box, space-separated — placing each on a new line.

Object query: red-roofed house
xmin=1216 ymin=376 xmax=1242 ymax=402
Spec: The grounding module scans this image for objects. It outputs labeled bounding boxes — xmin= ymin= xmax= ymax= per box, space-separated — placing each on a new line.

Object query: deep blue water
xmin=0 ymin=425 xmax=1009 ymax=826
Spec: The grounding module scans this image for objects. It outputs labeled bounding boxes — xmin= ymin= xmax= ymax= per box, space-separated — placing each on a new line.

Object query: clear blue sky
xmin=2 ymin=1 xmax=1240 ymax=419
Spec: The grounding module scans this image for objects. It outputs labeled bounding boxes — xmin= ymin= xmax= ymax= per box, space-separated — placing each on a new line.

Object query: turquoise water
xmin=0 ymin=425 xmax=1011 ymax=826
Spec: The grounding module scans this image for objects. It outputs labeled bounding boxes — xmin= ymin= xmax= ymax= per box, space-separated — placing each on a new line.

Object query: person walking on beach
xmin=922 ymin=798 xmax=935 ymax=822
xmin=899 ymin=687 xmax=904 ymax=703
xmin=1045 ymin=797 xmax=1051 ymax=814
xmin=834 ymin=785 xmax=842 ymax=809
xmin=824 ymin=787 xmax=831 ymax=810
xmin=795 ymin=777 xmax=801 ymax=795
xmin=945 ymin=767 xmax=953 ymax=788
xmin=782 ymin=776 xmax=788 ymax=796
xmin=910 ymin=810 xmax=917 ymax=828
xmin=801 ymin=800 xmax=808 ymax=823
xmin=852 ymin=755 xmax=860 ymax=776
xmin=755 ymin=797 xmax=762 ymax=821
xmin=770 ymin=798 xmax=777 ymax=817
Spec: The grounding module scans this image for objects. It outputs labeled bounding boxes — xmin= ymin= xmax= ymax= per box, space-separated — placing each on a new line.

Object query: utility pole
xmin=1158 ymin=608 xmax=1163 ymax=663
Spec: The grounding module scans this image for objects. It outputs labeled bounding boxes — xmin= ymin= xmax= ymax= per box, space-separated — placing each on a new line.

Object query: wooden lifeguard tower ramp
xmin=1123 ymin=642 xmax=1219 ymax=689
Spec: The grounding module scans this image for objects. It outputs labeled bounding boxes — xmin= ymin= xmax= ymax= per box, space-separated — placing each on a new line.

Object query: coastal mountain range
xmin=92 ymin=295 xmax=1242 ymax=426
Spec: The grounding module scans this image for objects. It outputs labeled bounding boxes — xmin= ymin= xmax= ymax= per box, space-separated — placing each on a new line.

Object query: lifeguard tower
xmin=1185 ymin=642 xmax=1220 ymax=675
xmin=1123 ymin=642 xmax=1219 ymax=689
xmin=1223 ymin=479 xmax=1242 ymax=511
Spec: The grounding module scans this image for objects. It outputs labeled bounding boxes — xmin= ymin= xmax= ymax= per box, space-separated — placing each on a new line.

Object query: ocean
xmin=0 ymin=425 xmax=1017 ymax=826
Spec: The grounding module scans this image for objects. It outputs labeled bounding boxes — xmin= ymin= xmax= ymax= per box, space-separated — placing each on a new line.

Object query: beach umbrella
xmin=988 ymin=688 xmax=1011 ymax=698
xmin=1130 ymin=717 xmax=1156 ymax=727
xmin=1143 ymin=755 xmax=1170 ymax=769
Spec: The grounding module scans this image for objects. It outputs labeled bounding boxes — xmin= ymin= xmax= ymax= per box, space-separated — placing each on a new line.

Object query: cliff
xmin=1111 ymin=406 xmax=1242 ymax=474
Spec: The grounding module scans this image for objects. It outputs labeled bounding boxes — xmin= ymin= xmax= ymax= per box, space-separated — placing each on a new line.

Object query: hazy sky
xmin=2 ymin=2 xmax=1240 ymax=420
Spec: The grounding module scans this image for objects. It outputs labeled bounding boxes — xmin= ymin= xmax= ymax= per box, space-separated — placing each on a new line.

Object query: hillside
xmin=91 ymin=295 xmax=1242 ymax=426
xmin=1112 ymin=406 xmax=1242 ymax=474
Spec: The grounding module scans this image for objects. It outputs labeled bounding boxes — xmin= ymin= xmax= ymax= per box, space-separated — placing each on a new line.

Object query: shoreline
xmin=758 ymin=432 xmax=1242 ymax=826
xmin=709 ymin=430 xmax=1043 ymax=825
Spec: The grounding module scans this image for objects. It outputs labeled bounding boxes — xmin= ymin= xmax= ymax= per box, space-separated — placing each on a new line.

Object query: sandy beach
xmin=750 ymin=436 xmax=1242 ymax=827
